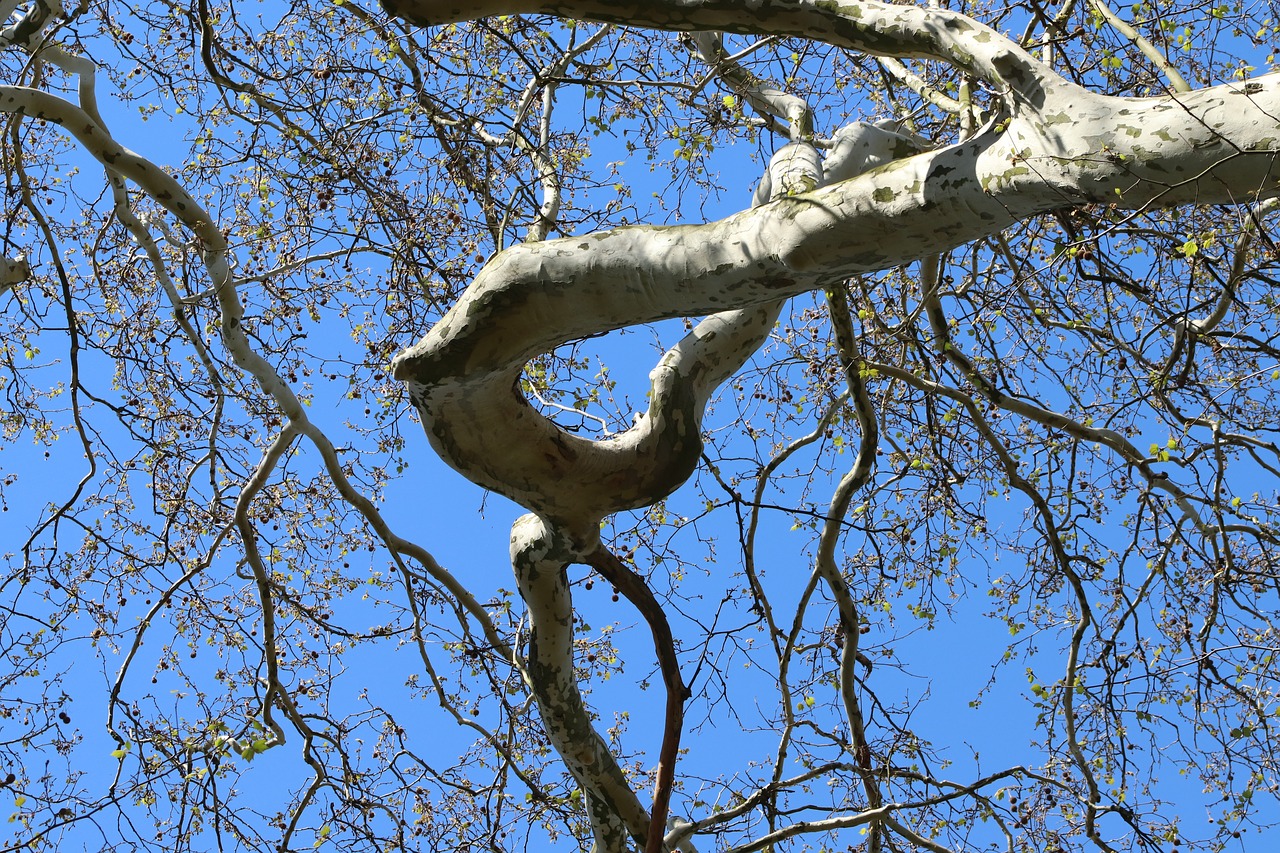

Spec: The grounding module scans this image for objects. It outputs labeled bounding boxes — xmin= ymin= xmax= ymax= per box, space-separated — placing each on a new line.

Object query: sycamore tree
xmin=3 ymin=0 xmax=1280 ymax=849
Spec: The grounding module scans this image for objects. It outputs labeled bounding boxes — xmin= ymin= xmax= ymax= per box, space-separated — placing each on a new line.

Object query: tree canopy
xmin=2 ymin=0 xmax=1280 ymax=851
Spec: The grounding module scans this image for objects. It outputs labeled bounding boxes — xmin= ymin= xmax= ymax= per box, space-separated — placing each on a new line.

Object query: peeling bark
xmin=510 ymin=515 xmax=652 ymax=850
xmin=386 ymin=1 xmax=1280 ymax=848
xmin=393 ymin=78 xmax=1280 ymax=536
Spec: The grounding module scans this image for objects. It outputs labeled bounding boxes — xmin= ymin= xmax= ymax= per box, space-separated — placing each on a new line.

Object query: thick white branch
xmin=510 ymin=515 xmax=651 ymax=849
xmin=387 ymin=0 xmax=1074 ymax=105
xmin=394 ymin=75 xmax=1280 ymax=537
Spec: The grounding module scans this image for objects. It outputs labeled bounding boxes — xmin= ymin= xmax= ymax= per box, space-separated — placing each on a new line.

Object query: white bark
xmin=510 ymin=516 xmax=653 ymax=850
xmin=385 ymin=0 xmax=1280 ymax=848
xmin=0 ymin=255 xmax=29 ymax=296
xmin=389 ymin=0 xmax=1071 ymax=100
xmin=393 ymin=74 xmax=1280 ymax=539
xmin=821 ymin=120 xmax=931 ymax=186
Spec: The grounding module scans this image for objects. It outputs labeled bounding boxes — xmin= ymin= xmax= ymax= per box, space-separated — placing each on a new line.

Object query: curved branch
xmin=394 ymin=76 xmax=1280 ymax=535
xmin=585 ymin=546 xmax=690 ymax=853
xmin=816 ymin=281 xmax=882 ymax=815
xmin=385 ymin=0 xmax=1076 ymax=105
xmin=510 ymin=515 xmax=652 ymax=851
xmin=398 ymin=299 xmax=781 ymax=543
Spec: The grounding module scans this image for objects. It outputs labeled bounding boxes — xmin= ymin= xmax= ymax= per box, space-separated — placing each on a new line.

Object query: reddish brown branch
xmin=586 ymin=546 xmax=690 ymax=853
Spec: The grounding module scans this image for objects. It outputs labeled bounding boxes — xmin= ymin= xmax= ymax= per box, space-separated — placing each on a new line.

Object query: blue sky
xmin=3 ymin=5 xmax=1280 ymax=851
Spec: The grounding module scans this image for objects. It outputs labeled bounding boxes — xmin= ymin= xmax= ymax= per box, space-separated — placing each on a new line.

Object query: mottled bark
xmin=389 ymin=0 xmax=1072 ymax=101
xmin=387 ymin=1 xmax=1280 ymax=849
xmin=510 ymin=515 xmax=653 ymax=851
xmin=393 ymin=78 xmax=1280 ymax=536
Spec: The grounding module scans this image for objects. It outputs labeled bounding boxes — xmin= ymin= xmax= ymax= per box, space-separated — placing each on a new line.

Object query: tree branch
xmin=385 ymin=0 xmax=1075 ymax=105
xmin=510 ymin=515 xmax=653 ymax=850
xmin=394 ymin=74 xmax=1280 ymax=537
xmin=585 ymin=546 xmax=690 ymax=853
